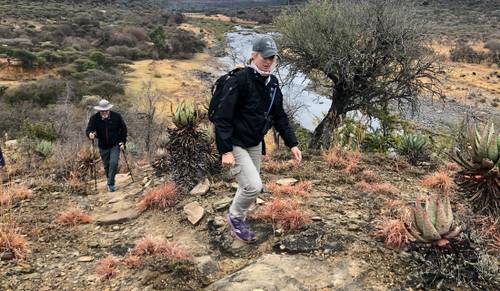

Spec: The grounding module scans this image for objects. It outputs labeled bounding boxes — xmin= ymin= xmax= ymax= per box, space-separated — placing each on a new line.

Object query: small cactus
xmin=406 ymin=193 xmax=461 ymax=246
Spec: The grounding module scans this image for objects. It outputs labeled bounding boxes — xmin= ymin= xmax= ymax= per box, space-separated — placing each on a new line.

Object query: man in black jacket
xmin=85 ymin=99 xmax=127 ymax=192
xmin=213 ymin=36 xmax=302 ymax=242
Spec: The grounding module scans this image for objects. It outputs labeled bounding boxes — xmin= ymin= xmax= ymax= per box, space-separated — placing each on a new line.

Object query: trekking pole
xmin=121 ymin=147 xmax=135 ymax=183
xmin=91 ymin=139 xmax=98 ymax=192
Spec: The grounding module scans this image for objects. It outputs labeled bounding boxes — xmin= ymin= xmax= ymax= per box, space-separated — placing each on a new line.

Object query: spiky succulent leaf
xmin=425 ymin=195 xmax=437 ymax=225
xmin=435 ymin=195 xmax=453 ymax=235
xmin=486 ymin=125 xmax=498 ymax=162
xmin=420 ymin=212 xmax=442 ymax=241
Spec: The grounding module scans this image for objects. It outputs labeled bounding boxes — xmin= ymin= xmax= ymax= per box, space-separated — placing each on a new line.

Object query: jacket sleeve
xmin=214 ymin=76 xmax=239 ymax=154
xmin=119 ymin=114 xmax=127 ymax=144
xmin=272 ymin=87 xmax=298 ymax=148
xmin=0 ymin=146 xmax=5 ymax=167
xmin=85 ymin=115 xmax=96 ymax=139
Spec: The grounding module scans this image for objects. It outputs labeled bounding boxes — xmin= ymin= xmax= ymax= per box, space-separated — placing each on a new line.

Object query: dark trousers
xmin=99 ymin=145 xmax=120 ymax=186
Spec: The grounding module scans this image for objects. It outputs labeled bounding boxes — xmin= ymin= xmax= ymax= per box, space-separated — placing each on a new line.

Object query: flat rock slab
xmin=190 ymin=178 xmax=211 ymax=195
xmin=95 ymin=208 xmax=141 ymax=225
xmin=77 ymin=256 xmax=94 ymax=262
xmin=276 ymin=178 xmax=298 ymax=186
xmin=184 ymin=202 xmax=205 ymax=225
xmin=206 ymin=254 xmax=369 ymax=290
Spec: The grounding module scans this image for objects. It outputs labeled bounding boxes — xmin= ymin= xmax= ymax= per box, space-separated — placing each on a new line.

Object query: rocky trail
xmin=1 ymin=148 xmax=447 ymax=290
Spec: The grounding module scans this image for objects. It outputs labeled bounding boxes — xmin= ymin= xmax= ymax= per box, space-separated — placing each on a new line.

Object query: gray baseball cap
xmin=252 ymin=36 xmax=278 ymax=58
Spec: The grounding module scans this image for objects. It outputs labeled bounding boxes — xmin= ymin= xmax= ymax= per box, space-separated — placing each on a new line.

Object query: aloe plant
xmin=397 ymin=133 xmax=428 ymax=164
xmin=406 ymin=193 xmax=461 ymax=246
xmin=172 ymin=101 xmax=198 ymax=129
xmin=452 ymin=122 xmax=499 ymax=216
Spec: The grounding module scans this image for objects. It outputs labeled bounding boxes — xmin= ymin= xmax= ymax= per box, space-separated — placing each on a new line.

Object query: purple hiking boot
xmin=226 ymin=213 xmax=256 ymax=243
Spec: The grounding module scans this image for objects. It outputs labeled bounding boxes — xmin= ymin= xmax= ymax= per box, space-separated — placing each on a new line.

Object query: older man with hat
xmin=86 ymin=99 xmax=128 ymax=192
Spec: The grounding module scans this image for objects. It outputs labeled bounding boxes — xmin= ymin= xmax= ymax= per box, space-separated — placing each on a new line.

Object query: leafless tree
xmin=137 ymin=80 xmax=165 ymax=161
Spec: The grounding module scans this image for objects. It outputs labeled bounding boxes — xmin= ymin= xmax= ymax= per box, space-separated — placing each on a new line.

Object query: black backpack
xmin=208 ymin=67 xmax=246 ymax=123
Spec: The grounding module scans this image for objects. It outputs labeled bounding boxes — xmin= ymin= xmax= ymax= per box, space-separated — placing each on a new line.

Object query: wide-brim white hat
xmin=94 ymin=99 xmax=113 ymax=111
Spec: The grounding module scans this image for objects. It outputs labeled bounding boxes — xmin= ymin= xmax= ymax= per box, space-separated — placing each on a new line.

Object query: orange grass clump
xmin=0 ymin=225 xmax=28 ymax=259
xmin=122 ymin=254 xmax=142 ymax=268
xmin=8 ymin=185 xmax=32 ymax=199
xmin=360 ymin=170 xmax=378 ymax=182
xmin=56 ymin=207 xmax=92 ymax=226
xmin=323 ymin=147 xmax=360 ymax=170
xmin=265 ymin=181 xmax=312 ymax=198
xmin=132 ymin=236 xmax=191 ymax=261
xmin=373 ymin=218 xmax=412 ymax=249
xmin=1 ymin=185 xmax=33 ymax=206
xmin=137 ymin=182 xmax=177 ymax=212
xmin=262 ymin=160 xmax=298 ymax=174
xmin=95 ymin=255 xmax=120 ymax=279
xmin=251 ymin=198 xmax=312 ymax=232
xmin=421 ymin=170 xmax=454 ymax=194
xmin=355 ymin=181 xmax=398 ymax=195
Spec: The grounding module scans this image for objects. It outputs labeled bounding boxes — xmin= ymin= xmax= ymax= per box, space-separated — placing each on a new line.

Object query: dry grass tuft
xmin=122 ymin=254 xmax=142 ymax=268
xmin=0 ymin=224 xmax=28 ymax=259
xmin=360 ymin=170 xmax=379 ymax=182
xmin=95 ymin=255 xmax=120 ymax=279
xmin=0 ymin=192 xmax=11 ymax=206
xmin=421 ymin=170 xmax=454 ymax=194
xmin=265 ymin=181 xmax=312 ymax=198
xmin=56 ymin=207 xmax=92 ymax=226
xmin=137 ymin=182 xmax=177 ymax=212
xmin=0 ymin=185 xmax=32 ymax=206
xmin=373 ymin=218 xmax=412 ymax=249
xmin=131 ymin=236 xmax=191 ymax=261
xmin=262 ymin=160 xmax=298 ymax=174
xmin=251 ymin=198 xmax=312 ymax=232
xmin=323 ymin=147 xmax=360 ymax=172
xmin=474 ymin=215 xmax=499 ymax=253
xmin=8 ymin=185 xmax=32 ymax=200
xmin=355 ymin=180 xmax=398 ymax=195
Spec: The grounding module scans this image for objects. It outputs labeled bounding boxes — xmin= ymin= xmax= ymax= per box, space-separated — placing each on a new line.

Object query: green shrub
xmin=11 ymin=49 xmax=38 ymax=68
xmin=37 ymin=50 xmax=64 ymax=65
xmin=105 ymin=45 xmax=146 ymax=60
xmin=88 ymin=81 xmax=124 ymax=97
xmin=3 ymin=78 xmax=65 ymax=107
xmin=36 ymin=140 xmax=53 ymax=159
xmin=21 ymin=120 xmax=58 ymax=141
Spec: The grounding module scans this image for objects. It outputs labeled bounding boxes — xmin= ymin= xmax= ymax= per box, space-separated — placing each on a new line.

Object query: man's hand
xmin=222 ymin=152 xmax=235 ymax=168
xmin=291 ymin=146 xmax=302 ymax=164
xmin=89 ymin=132 xmax=96 ymax=140
xmin=119 ymin=142 xmax=125 ymax=151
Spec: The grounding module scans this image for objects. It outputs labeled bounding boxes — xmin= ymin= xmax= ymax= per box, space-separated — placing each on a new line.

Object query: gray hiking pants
xmin=99 ymin=145 xmax=120 ymax=186
xmin=229 ymin=143 xmax=262 ymax=218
